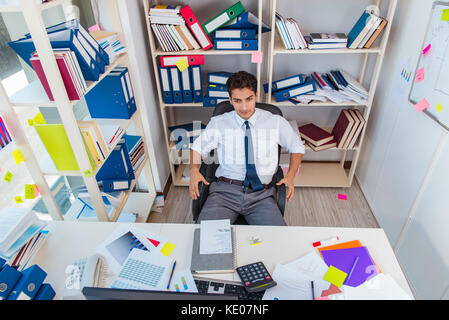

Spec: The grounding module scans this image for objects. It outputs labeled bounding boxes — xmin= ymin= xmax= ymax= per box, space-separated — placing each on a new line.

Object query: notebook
xmin=190 ymin=228 xmax=236 ymax=274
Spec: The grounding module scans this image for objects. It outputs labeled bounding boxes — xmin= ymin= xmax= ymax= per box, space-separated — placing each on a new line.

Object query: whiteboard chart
xmin=409 ymin=1 xmax=449 ymax=131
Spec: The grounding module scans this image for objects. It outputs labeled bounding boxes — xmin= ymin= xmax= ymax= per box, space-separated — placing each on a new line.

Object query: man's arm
xmin=276 ymin=153 xmax=303 ymax=201
xmin=189 ymin=149 xmax=209 ymax=200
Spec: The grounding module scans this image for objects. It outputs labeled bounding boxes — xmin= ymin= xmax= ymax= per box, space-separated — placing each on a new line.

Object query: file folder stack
xmin=85 ymin=66 xmax=136 ymax=119
xmin=264 ymin=73 xmax=316 ymax=102
xmin=9 ymin=19 xmax=112 ymax=82
xmin=0 ymin=116 xmax=12 ymax=150
xmin=90 ymin=31 xmax=127 ymax=64
xmin=159 ymin=62 xmax=204 ymax=104
xmin=203 ymin=71 xmax=232 ymax=107
xmin=123 ymin=134 xmax=145 ymax=173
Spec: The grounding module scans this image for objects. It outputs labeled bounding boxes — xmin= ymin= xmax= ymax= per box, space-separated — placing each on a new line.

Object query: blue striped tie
xmin=243 ymin=121 xmax=263 ymax=191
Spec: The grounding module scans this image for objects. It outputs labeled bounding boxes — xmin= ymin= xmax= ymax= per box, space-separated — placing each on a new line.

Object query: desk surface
xmin=29 ymin=221 xmax=414 ymax=299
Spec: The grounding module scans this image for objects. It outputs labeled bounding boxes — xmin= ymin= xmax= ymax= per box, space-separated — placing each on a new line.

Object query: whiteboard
xmin=409 ymin=1 xmax=449 ymax=131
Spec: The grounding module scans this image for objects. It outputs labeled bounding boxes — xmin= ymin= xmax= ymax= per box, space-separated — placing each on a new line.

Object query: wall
xmin=356 ymin=0 xmax=449 ymax=299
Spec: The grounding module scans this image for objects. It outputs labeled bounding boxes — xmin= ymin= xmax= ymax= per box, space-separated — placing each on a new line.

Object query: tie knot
xmin=244 ymin=120 xmax=250 ymax=129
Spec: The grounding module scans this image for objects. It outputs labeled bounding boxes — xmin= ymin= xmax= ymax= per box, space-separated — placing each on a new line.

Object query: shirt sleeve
xmin=191 ymin=117 xmax=221 ymax=156
xmin=278 ymin=117 xmax=305 ymax=154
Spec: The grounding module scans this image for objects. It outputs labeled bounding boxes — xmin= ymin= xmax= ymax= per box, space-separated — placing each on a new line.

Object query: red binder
xmin=180 ymin=5 xmax=213 ymax=50
xmin=30 ymin=53 xmax=81 ymax=101
xmin=160 ymin=55 xmax=205 ymax=67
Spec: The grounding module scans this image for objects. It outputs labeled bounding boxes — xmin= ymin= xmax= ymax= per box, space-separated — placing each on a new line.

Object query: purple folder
xmin=320 ymin=246 xmax=378 ymax=287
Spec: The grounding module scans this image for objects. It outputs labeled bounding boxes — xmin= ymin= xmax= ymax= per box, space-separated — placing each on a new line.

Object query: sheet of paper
xmin=283 ymin=251 xmax=329 ymax=279
xmin=263 ymin=264 xmax=314 ymax=300
xmin=200 ymin=219 xmax=232 ymax=254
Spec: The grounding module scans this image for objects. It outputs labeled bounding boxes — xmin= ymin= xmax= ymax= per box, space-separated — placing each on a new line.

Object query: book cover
xmin=307 ymin=139 xmax=337 ymax=151
xmin=309 ymin=33 xmax=348 ymax=43
xmin=347 ymin=10 xmax=374 ymax=48
xmin=342 ymin=109 xmax=360 ymax=149
xmin=304 ymin=36 xmax=347 ymax=49
xmin=364 ymin=18 xmax=387 ymax=48
xmin=298 ymin=123 xmax=334 ymax=146
xmin=347 ymin=109 xmax=366 ymax=149
xmin=331 ymin=110 xmax=355 ymax=148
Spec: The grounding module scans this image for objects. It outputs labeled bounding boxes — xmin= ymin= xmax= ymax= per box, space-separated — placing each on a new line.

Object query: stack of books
xmin=347 ymin=10 xmax=388 ymax=49
xmin=298 ymin=123 xmax=336 ymax=151
xmin=90 ymin=30 xmax=127 ymax=63
xmin=79 ymin=121 xmax=109 ymax=167
xmin=275 ymin=12 xmax=307 ymax=49
xmin=263 ymin=73 xmax=316 ymax=102
xmin=203 ymin=72 xmax=232 ymax=106
xmin=331 ymin=109 xmax=366 ymax=149
xmin=0 ymin=208 xmax=48 ymax=270
xmin=304 ymin=33 xmax=348 ymax=50
xmin=123 ymin=134 xmax=145 ymax=173
xmin=0 ymin=116 xmax=12 ymax=150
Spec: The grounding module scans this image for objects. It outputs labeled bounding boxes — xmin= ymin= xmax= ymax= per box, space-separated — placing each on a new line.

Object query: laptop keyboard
xmin=193 ymin=277 xmax=264 ymax=300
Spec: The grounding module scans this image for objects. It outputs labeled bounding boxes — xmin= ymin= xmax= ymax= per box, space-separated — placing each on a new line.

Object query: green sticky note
xmin=4 ymin=171 xmax=13 ymax=183
xmin=442 ymin=9 xmax=449 ymax=21
xmin=323 ymin=265 xmax=348 ymax=288
xmin=25 ymin=184 xmax=36 ymax=199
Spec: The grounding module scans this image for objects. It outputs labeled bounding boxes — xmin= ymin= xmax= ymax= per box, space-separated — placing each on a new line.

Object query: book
xmin=363 ymin=18 xmax=387 ymax=48
xmin=309 ymin=33 xmax=348 ymax=43
xmin=341 ymin=109 xmax=360 ymax=149
xmin=304 ymin=36 xmax=347 ymax=49
xmin=357 ymin=15 xmax=382 ymax=48
xmin=298 ymin=123 xmax=334 ymax=146
xmin=347 ymin=109 xmax=366 ymax=149
xmin=347 ymin=10 xmax=378 ymax=49
xmin=190 ymin=228 xmax=236 ymax=274
xmin=307 ymin=139 xmax=337 ymax=151
xmin=331 ymin=109 xmax=355 ymax=149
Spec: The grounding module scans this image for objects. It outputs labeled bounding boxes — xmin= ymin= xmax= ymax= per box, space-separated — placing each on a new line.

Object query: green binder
xmin=202 ymin=1 xmax=245 ymax=35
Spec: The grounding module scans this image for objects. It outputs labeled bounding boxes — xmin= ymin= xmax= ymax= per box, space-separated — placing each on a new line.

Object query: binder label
xmin=209 ymin=75 xmax=228 ymax=85
xmin=161 ymin=68 xmax=170 ymax=90
xmin=215 ymin=30 xmax=240 ymax=38
xmin=216 ymin=41 xmax=242 ymax=50
xmin=121 ymin=76 xmax=130 ymax=104
xmin=113 ymin=181 xmax=129 ymax=190
xmin=204 ymin=12 xmax=230 ymax=33
xmin=277 ymin=77 xmax=301 ymax=89
xmin=125 ymin=72 xmax=134 ymax=99
xmin=77 ymin=33 xmax=98 ymax=63
xmin=192 ymin=68 xmax=201 ymax=90
xmin=171 ymin=69 xmax=180 ymax=90
xmin=181 ymin=69 xmax=191 ymax=90
xmin=191 ymin=23 xmax=210 ymax=48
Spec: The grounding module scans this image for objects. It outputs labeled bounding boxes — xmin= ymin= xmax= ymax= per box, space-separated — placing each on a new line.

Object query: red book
xmin=307 ymin=139 xmax=337 ymax=151
xmin=30 ymin=53 xmax=80 ymax=101
xmin=347 ymin=109 xmax=366 ymax=149
xmin=179 ymin=5 xmax=213 ymax=50
xmin=331 ymin=109 xmax=355 ymax=148
xmin=298 ymin=123 xmax=334 ymax=146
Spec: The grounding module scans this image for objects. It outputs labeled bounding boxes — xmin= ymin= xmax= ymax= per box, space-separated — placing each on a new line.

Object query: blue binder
xmin=273 ymin=81 xmax=316 ymax=102
xmin=85 ymin=67 xmax=136 ymax=119
xmin=203 ymin=96 xmax=229 ymax=107
xmin=96 ymin=140 xmax=135 ymax=186
xmin=0 ymin=265 xmax=22 ymax=300
xmin=33 ymin=283 xmax=55 ymax=300
xmin=214 ymin=39 xmax=258 ymax=50
xmin=263 ymin=74 xmax=306 ymax=93
xmin=207 ymin=71 xmax=232 ymax=85
xmin=7 ymin=265 xmax=46 ymax=300
xmin=221 ymin=11 xmax=271 ymax=33
xmin=212 ymin=28 xmax=257 ymax=39
xmin=159 ymin=66 xmax=173 ymax=104
xmin=9 ymin=29 xmax=101 ymax=81
xmin=114 ymin=67 xmax=137 ymax=111
xmin=0 ymin=257 xmax=5 ymax=269
xmin=206 ymin=85 xmax=229 ymax=98
xmin=169 ymin=67 xmax=183 ymax=103
xmin=180 ymin=68 xmax=193 ymax=103
xmin=190 ymin=65 xmax=203 ymax=103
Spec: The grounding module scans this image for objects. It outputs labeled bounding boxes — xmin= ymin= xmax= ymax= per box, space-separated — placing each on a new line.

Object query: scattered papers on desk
xmin=200 ymin=219 xmax=232 ymax=255
xmin=169 ymin=268 xmax=198 ymax=293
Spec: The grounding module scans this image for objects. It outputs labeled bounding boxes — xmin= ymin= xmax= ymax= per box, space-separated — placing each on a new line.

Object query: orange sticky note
xmin=251 ymin=51 xmax=263 ymax=64
xmin=13 ymin=149 xmax=24 ymax=165
xmin=415 ymin=98 xmax=430 ymax=112
xmin=415 ymin=67 xmax=425 ymax=82
xmin=175 ymin=58 xmax=189 ymax=72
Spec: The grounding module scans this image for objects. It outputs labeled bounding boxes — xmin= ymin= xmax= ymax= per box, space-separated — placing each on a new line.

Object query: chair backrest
xmin=213 ymin=101 xmax=283 ymax=118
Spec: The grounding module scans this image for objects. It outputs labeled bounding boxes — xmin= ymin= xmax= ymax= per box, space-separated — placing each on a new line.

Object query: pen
xmin=345 ymin=256 xmax=359 ymax=285
xmin=312 ymin=236 xmax=339 ymax=247
xmin=311 ymin=281 xmax=315 ymax=300
xmin=167 ymin=261 xmax=176 ymax=290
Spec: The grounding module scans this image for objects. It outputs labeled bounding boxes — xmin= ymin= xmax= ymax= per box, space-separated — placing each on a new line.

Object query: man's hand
xmin=276 ymin=175 xmax=295 ymax=202
xmin=189 ymin=168 xmax=210 ymax=200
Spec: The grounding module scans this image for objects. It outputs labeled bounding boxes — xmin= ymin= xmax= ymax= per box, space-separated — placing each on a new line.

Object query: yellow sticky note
xmin=323 ymin=265 xmax=348 ymax=288
xmin=14 ymin=196 xmax=23 ymax=204
xmin=13 ymin=149 xmax=24 ymax=165
xmin=84 ymin=169 xmax=94 ymax=177
xmin=33 ymin=112 xmax=46 ymax=125
xmin=4 ymin=171 xmax=13 ymax=183
xmin=28 ymin=119 xmax=35 ymax=126
xmin=442 ymin=9 xmax=449 ymax=21
xmin=25 ymin=184 xmax=36 ymax=199
xmin=437 ymin=103 xmax=443 ymax=113
xmin=160 ymin=242 xmax=176 ymax=256
xmin=175 ymin=58 xmax=189 ymax=72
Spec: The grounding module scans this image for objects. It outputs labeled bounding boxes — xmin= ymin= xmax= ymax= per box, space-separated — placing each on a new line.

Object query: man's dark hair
xmin=226 ymin=71 xmax=257 ymax=96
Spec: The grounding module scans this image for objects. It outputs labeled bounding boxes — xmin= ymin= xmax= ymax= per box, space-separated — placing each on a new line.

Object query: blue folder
xmin=203 ymin=96 xmax=229 ymax=107
xmin=123 ymin=134 xmax=142 ymax=156
xmin=7 ymin=265 xmax=46 ymax=300
xmin=180 ymin=68 xmax=193 ymax=103
xmin=159 ymin=66 xmax=173 ymax=104
xmin=113 ymin=67 xmax=137 ymax=112
xmin=190 ymin=65 xmax=203 ymax=103
xmin=221 ymin=11 xmax=271 ymax=33
xmin=9 ymin=29 xmax=101 ymax=81
xmin=212 ymin=28 xmax=257 ymax=39
xmin=85 ymin=67 xmax=136 ymax=119
xmin=206 ymin=84 xmax=229 ymax=98
xmin=169 ymin=67 xmax=183 ymax=104
xmin=96 ymin=141 xmax=135 ymax=185
xmin=0 ymin=257 xmax=5 ymax=269
xmin=214 ymin=39 xmax=258 ymax=50
xmin=0 ymin=265 xmax=22 ymax=300
xmin=207 ymin=71 xmax=232 ymax=85
xmin=263 ymin=74 xmax=306 ymax=93
xmin=273 ymin=81 xmax=316 ymax=102
xmin=33 ymin=283 xmax=55 ymax=300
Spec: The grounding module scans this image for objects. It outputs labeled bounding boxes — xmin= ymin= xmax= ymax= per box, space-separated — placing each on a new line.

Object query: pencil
xmin=345 ymin=256 xmax=359 ymax=284
xmin=167 ymin=261 xmax=177 ymax=290
xmin=311 ymin=281 xmax=315 ymax=300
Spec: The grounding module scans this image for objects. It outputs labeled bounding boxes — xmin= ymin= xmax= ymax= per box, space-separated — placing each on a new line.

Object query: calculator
xmin=236 ymin=261 xmax=277 ymax=293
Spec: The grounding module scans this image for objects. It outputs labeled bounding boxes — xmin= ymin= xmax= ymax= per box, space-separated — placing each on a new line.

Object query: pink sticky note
xmin=338 ymin=194 xmax=347 ymax=200
xmin=422 ymin=44 xmax=431 ymax=55
xmin=88 ymin=24 xmax=101 ymax=32
xmin=315 ymin=296 xmax=330 ymax=300
xmin=415 ymin=98 xmax=430 ymax=112
xmin=251 ymin=51 xmax=263 ymax=64
xmin=35 ymin=185 xmax=40 ymax=197
xmin=416 ymin=67 xmax=425 ymax=82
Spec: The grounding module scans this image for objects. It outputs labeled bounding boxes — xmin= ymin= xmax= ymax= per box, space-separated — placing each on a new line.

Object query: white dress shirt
xmin=191 ymin=109 xmax=305 ymax=184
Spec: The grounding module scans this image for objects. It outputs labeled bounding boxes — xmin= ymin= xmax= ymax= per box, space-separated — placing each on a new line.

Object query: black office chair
xmin=191 ymin=101 xmax=287 ymax=225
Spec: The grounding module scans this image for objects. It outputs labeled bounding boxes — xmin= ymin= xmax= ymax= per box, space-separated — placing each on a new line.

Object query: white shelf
xmin=271 ymin=99 xmax=367 ymax=108
xmin=294 ymin=162 xmax=349 ymax=187
xmin=152 ymin=48 xmax=259 ymax=56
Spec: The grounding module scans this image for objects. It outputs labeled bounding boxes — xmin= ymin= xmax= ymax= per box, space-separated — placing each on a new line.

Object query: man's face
xmin=229 ymin=87 xmax=258 ymax=120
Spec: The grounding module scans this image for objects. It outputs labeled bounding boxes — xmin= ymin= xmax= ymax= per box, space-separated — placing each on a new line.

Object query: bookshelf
xmin=143 ymin=0 xmax=264 ymax=187
xmin=265 ymin=0 xmax=398 ymax=188
xmin=0 ymin=0 xmax=156 ymax=222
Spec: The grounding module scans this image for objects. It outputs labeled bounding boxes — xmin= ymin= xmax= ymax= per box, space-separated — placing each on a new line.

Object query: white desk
xmin=29 ymin=221 xmax=414 ymax=299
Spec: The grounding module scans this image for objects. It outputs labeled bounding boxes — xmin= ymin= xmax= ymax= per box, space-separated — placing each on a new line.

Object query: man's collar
xmin=233 ymin=108 xmax=259 ymax=127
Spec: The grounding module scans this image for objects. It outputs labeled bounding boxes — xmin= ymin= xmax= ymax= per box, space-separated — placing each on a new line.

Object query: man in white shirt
xmin=190 ymin=71 xmax=305 ymax=225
